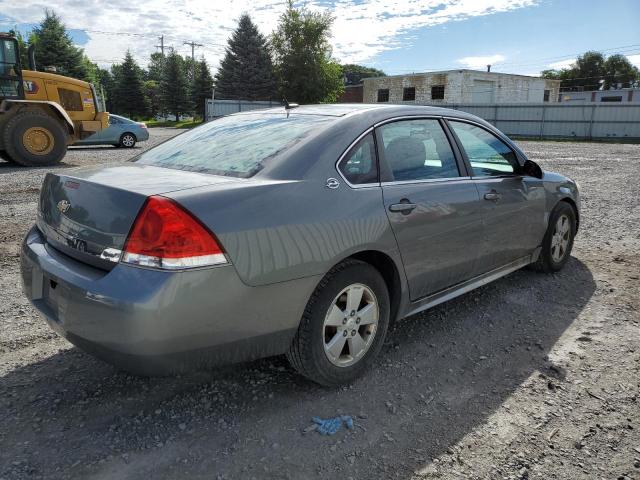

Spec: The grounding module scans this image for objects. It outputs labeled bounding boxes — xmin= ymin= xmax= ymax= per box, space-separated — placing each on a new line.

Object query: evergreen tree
xmin=31 ymin=9 xmax=88 ymax=80
xmin=271 ymin=1 xmax=344 ymax=103
xmin=192 ymin=58 xmax=214 ymax=118
xmin=143 ymin=80 xmax=161 ymax=118
xmin=147 ymin=52 xmax=165 ymax=83
xmin=160 ymin=52 xmax=191 ymax=121
xmin=113 ymin=51 xmax=148 ymax=119
xmin=95 ymin=67 xmax=113 ymax=112
xmin=214 ymin=14 xmax=276 ymax=100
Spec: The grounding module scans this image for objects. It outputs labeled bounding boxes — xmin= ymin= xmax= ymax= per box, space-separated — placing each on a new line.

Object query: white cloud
xmin=627 ymin=54 xmax=640 ymax=69
xmin=457 ymin=54 xmax=506 ymax=69
xmin=547 ymin=58 xmax=575 ymax=70
xmin=0 ymin=0 xmax=538 ymax=70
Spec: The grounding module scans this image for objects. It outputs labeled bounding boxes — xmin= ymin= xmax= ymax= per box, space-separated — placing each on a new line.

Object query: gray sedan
xmin=73 ymin=114 xmax=149 ymax=148
xmin=21 ymin=104 xmax=580 ymax=385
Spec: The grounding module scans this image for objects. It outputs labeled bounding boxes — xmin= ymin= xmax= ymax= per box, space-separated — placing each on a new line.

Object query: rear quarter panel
xmin=168 ymin=178 xmax=402 ymax=287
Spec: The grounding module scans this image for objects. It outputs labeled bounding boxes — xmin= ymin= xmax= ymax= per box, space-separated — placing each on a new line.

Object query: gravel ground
xmin=0 ymin=130 xmax=639 ymax=480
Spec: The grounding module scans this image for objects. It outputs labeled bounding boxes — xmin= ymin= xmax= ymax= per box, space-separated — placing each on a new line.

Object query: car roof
xmin=110 ymin=114 xmax=132 ymax=122
xmin=236 ymin=103 xmax=473 ymax=119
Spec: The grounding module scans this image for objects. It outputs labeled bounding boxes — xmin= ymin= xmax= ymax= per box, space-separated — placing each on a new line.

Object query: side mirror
xmin=522 ymin=159 xmax=543 ymax=179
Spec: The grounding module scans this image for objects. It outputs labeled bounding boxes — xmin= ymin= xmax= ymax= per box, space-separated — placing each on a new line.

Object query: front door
xmin=447 ymin=120 xmax=547 ymax=272
xmin=378 ymin=118 xmax=485 ymax=301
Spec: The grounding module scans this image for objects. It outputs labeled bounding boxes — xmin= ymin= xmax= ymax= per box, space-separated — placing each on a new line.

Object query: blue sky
xmin=1 ymin=0 xmax=639 ymax=75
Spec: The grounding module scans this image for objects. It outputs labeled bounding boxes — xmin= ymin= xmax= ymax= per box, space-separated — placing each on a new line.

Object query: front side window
xmin=338 ymin=133 xmax=378 ymax=185
xmin=0 ymin=38 xmax=20 ymax=98
xmin=378 ymin=119 xmax=460 ymax=182
xmin=135 ymin=113 xmax=335 ymax=178
xmin=377 ymin=89 xmax=389 ymax=102
xmin=449 ymin=121 xmax=518 ymax=177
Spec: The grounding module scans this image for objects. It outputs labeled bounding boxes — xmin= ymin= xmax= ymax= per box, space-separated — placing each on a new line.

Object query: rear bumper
xmin=21 ymin=226 xmax=319 ymax=375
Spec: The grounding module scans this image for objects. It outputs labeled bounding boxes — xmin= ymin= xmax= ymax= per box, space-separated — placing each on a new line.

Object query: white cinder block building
xmin=362 ymin=70 xmax=561 ymax=104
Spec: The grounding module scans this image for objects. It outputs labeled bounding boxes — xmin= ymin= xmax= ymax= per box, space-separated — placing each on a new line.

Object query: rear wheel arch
xmin=341 ymin=250 xmax=403 ymax=323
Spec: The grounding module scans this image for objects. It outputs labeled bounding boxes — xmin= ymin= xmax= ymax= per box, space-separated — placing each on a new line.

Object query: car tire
xmin=531 ymin=201 xmax=576 ymax=273
xmin=0 ymin=150 xmax=15 ymax=163
xmin=287 ymin=259 xmax=390 ymax=386
xmin=3 ymin=110 xmax=68 ymax=166
xmin=119 ymin=133 xmax=136 ymax=148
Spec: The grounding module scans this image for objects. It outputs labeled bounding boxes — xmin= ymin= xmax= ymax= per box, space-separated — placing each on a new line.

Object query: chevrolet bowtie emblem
xmin=57 ymin=200 xmax=71 ymax=213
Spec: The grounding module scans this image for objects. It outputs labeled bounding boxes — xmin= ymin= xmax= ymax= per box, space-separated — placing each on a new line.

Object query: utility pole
xmin=184 ymin=40 xmax=203 ymax=78
xmin=156 ymin=35 xmax=165 ymax=56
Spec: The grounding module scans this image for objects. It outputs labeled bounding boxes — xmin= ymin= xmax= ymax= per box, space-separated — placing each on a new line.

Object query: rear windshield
xmin=134 ymin=113 xmax=335 ymax=178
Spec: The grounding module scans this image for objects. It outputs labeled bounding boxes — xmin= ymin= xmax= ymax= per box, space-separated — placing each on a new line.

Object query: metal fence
xmin=205 ymin=99 xmax=280 ymax=120
xmin=418 ymin=103 xmax=640 ymax=140
xmin=204 ymin=100 xmax=640 ymax=140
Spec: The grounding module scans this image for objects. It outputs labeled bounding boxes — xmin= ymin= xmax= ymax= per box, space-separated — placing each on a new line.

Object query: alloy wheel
xmin=322 ymin=283 xmax=379 ymax=367
xmin=550 ymin=214 xmax=570 ymax=262
xmin=122 ymin=134 xmax=135 ymax=147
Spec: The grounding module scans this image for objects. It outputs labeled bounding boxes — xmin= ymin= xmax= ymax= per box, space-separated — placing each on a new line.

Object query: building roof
xmin=362 ymin=69 xmax=557 ymax=82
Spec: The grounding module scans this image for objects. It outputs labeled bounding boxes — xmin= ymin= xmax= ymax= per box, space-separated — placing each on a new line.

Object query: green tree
xmin=271 ymin=1 xmax=344 ymax=103
xmin=542 ymin=51 xmax=639 ymax=91
xmin=160 ymin=52 xmax=191 ymax=121
xmin=146 ymin=52 xmax=165 ymax=83
xmin=214 ymin=14 xmax=276 ymax=100
xmin=341 ymin=64 xmax=386 ymax=85
xmin=30 ymin=9 xmax=88 ymax=80
xmin=603 ymin=54 xmax=639 ymax=89
xmin=113 ymin=51 xmax=148 ymax=118
xmin=192 ymin=58 xmax=213 ymax=118
xmin=143 ymin=80 xmax=161 ymax=118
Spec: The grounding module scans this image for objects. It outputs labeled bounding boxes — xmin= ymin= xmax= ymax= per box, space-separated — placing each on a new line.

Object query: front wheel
xmin=119 ymin=133 xmax=136 ymax=148
xmin=287 ymin=260 xmax=390 ymax=386
xmin=3 ymin=111 xmax=68 ymax=166
xmin=531 ymin=201 xmax=577 ymax=273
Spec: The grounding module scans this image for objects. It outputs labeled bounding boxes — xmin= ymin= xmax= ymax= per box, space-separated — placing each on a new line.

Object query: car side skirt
xmin=403 ymin=250 xmax=540 ymax=319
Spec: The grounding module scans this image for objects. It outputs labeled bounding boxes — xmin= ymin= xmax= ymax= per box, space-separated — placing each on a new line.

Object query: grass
xmin=145 ymin=119 xmax=204 ymax=129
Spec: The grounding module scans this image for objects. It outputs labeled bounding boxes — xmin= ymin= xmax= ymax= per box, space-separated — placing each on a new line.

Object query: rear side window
xmin=58 ymin=88 xmax=83 ymax=111
xmin=338 ymin=133 xmax=378 ymax=185
xmin=135 ymin=113 xmax=335 ymax=178
xmin=378 ymin=119 xmax=460 ymax=182
xmin=449 ymin=121 xmax=518 ymax=177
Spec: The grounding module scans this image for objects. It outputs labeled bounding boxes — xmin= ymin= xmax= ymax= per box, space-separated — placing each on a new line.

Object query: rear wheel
xmin=531 ymin=201 xmax=576 ymax=273
xmin=3 ymin=111 xmax=68 ymax=166
xmin=287 ymin=260 xmax=390 ymax=386
xmin=119 ymin=133 xmax=136 ymax=148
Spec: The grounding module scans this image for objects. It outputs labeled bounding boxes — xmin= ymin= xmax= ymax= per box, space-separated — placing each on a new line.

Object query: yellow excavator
xmin=0 ymin=32 xmax=109 ymax=166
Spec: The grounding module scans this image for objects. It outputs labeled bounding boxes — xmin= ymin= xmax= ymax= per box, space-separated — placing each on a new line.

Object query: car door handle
xmin=484 ymin=192 xmax=502 ymax=201
xmin=389 ymin=202 xmax=417 ymax=213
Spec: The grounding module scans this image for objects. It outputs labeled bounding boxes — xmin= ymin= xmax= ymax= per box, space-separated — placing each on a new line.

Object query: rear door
xmin=377 ymin=118 xmax=485 ymax=301
xmin=447 ymin=120 xmax=546 ymax=272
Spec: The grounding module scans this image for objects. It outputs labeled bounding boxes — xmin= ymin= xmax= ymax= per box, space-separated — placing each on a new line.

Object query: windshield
xmin=134 ymin=113 xmax=335 ymax=178
xmin=0 ymin=38 xmax=21 ymax=99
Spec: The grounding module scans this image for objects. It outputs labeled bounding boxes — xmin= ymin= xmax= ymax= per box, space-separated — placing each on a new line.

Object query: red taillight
xmin=122 ymin=196 xmax=227 ymax=269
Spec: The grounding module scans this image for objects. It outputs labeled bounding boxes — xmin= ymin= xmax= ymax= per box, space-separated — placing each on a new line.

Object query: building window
xmin=601 ymin=96 xmax=622 ymax=102
xmin=402 ymin=87 xmax=416 ymax=101
xmin=58 ymin=88 xmax=83 ymax=111
xmin=377 ymin=89 xmax=389 ymax=102
xmin=543 ymin=90 xmax=550 ymax=102
xmin=431 ymin=85 xmax=445 ymax=100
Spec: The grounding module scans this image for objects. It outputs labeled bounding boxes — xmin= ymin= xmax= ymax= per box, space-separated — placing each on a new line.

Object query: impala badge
xmin=57 ymin=200 xmax=71 ymax=213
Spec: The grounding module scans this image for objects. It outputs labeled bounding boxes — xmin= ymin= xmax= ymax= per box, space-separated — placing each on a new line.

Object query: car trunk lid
xmin=37 ymin=164 xmax=238 ymax=270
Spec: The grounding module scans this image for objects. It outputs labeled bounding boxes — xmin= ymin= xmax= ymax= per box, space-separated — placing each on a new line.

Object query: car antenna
xmin=283 ymin=97 xmax=299 ymax=117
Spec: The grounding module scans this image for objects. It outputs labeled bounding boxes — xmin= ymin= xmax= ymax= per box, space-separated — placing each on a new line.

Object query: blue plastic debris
xmin=312 ymin=415 xmax=354 ymax=435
